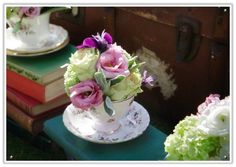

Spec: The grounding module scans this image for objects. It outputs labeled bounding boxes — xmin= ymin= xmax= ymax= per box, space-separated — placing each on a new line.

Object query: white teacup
xmin=7 ymin=13 xmax=50 ymax=49
xmin=87 ymin=96 xmax=134 ymax=134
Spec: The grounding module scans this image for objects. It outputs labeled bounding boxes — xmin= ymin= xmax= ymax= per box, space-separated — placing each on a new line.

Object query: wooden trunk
xmin=51 ymin=7 xmax=230 ymax=129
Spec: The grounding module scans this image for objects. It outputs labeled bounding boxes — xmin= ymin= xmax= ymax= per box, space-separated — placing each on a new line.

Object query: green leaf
xmin=94 ymin=71 xmax=110 ymax=94
xmin=13 ymin=22 xmax=21 ymax=33
xmin=110 ymin=75 xmax=125 ymax=86
xmin=6 ymin=7 xmax=12 ymax=19
xmin=130 ymin=62 xmax=145 ymax=72
xmin=128 ymin=56 xmax=138 ymax=69
xmin=104 ymin=96 xmax=115 ymax=116
xmin=6 ymin=7 xmax=19 ymax=19
xmin=41 ymin=7 xmax=70 ymax=14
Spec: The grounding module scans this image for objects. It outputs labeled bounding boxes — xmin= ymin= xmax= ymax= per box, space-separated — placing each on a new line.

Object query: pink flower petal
xmin=70 ymin=80 xmax=103 ymax=110
xmin=97 ymin=45 xmax=130 ymax=78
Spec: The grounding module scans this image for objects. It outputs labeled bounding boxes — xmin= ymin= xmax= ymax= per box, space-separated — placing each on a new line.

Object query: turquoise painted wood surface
xmin=43 ymin=115 xmax=167 ymax=160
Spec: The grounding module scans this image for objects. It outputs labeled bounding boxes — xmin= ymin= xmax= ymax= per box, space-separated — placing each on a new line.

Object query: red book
xmin=7 ymin=86 xmax=70 ymax=117
xmin=7 ymin=69 xmax=65 ymax=103
xmin=7 ymin=100 xmax=68 ymax=134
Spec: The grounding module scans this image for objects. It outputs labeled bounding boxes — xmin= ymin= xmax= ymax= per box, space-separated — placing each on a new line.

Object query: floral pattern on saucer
xmin=63 ymin=101 xmax=150 ymax=144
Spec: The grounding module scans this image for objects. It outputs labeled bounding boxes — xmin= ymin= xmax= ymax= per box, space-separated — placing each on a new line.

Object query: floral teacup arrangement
xmin=164 ymin=94 xmax=230 ymax=160
xmin=7 ymin=7 xmax=67 ymax=33
xmin=64 ymin=31 xmax=153 ymax=133
xmin=6 ymin=7 xmax=68 ymax=49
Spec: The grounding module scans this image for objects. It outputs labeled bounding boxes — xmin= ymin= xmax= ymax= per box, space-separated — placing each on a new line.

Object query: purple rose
xmin=70 ymin=80 xmax=103 ymax=110
xmin=19 ymin=7 xmax=41 ymax=18
xmin=97 ymin=45 xmax=130 ymax=78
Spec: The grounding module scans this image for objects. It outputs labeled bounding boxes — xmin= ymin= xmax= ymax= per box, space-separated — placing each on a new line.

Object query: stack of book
xmin=7 ymin=44 xmax=76 ymax=134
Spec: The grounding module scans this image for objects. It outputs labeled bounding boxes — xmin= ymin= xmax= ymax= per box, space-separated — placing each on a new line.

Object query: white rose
xmin=198 ymin=106 xmax=229 ymax=136
xmin=197 ymin=94 xmax=221 ymax=115
xmin=69 ymin=48 xmax=99 ymax=81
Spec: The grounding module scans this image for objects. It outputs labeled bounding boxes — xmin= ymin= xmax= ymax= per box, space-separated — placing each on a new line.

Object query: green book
xmin=44 ymin=115 xmax=167 ymax=160
xmin=7 ymin=44 xmax=76 ymax=85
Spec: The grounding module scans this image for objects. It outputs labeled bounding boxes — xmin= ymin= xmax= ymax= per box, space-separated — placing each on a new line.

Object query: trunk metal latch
xmin=176 ymin=15 xmax=201 ymax=62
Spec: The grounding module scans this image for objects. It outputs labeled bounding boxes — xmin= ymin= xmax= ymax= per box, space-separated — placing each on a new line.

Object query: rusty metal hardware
xmin=176 ymin=15 xmax=201 ymax=62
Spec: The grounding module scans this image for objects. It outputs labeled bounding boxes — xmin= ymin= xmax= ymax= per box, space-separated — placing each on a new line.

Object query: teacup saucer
xmin=6 ymin=24 xmax=69 ymax=57
xmin=63 ymin=101 xmax=150 ymax=144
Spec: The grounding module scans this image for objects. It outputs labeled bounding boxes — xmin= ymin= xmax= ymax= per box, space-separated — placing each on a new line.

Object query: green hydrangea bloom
xmin=107 ymin=71 xmax=143 ymax=101
xmin=165 ymin=115 xmax=222 ymax=160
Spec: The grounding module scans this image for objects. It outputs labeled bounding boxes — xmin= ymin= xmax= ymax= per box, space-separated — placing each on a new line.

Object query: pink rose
xmin=97 ymin=45 xmax=130 ymax=78
xmin=70 ymin=80 xmax=103 ymax=110
xmin=19 ymin=7 xmax=41 ymax=18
